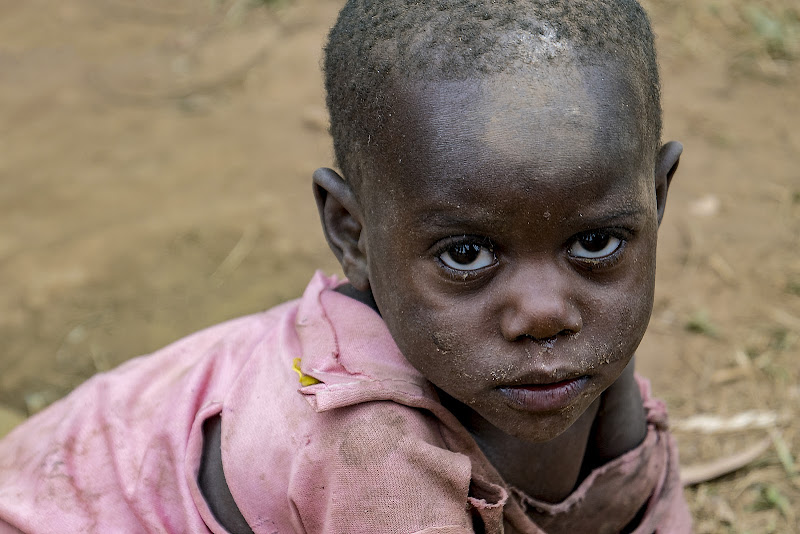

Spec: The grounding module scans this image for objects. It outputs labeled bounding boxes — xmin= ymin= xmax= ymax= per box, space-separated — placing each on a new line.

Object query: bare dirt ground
xmin=0 ymin=0 xmax=798 ymax=531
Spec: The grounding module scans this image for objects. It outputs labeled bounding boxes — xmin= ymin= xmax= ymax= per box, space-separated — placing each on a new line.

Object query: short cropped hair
xmin=324 ymin=0 xmax=662 ymax=190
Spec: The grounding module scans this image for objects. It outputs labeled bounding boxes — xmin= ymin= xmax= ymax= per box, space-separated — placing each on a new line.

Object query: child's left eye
xmin=438 ymin=242 xmax=496 ymax=271
xmin=568 ymin=231 xmax=624 ymax=260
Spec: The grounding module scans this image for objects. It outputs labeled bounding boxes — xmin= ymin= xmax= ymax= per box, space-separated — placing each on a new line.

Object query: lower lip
xmin=498 ymin=377 xmax=589 ymax=412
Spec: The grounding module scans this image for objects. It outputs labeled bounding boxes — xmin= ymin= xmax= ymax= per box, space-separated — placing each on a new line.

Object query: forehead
xmin=362 ymin=60 xmax=651 ymax=213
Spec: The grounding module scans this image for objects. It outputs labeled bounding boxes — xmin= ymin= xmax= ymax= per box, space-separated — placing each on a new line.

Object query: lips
xmin=498 ymin=376 xmax=589 ymax=412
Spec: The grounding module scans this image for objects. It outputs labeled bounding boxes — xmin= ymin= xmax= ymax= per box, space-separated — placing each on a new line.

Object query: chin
xmin=516 ymin=425 xmax=574 ymax=444
xmin=499 ymin=400 xmax=595 ymax=443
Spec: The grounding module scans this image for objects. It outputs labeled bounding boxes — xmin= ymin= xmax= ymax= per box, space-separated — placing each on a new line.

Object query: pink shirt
xmin=0 ymin=272 xmax=690 ymax=533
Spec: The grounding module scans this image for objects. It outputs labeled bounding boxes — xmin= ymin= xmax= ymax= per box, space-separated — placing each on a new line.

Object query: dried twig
xmin=211 ymin=225 xmax=259 ymax=283
xmin=710 ymin=366 xmax=753 ymax=384
xmin=681 ymin=438 xmax=772 ymax=486
xmin=672 ymin=410 xmax=781 ymax=433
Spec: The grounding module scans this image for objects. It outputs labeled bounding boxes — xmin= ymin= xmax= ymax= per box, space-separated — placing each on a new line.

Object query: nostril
xmin=516 ymin=334 xmax=559 ymax=345
xmin=499 ymin=292 xmax=582 ymax=342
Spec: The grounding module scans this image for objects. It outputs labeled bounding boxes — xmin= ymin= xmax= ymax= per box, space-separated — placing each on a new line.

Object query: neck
xmin=441 ymin=391 xmax=601 ymax=503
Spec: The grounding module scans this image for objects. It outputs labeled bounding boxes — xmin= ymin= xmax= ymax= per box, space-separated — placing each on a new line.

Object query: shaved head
xmin=323 ymin=0 xmax=662 ymax=190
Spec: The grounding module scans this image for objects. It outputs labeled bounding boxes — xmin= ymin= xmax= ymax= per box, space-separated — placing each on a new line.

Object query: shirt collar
xmin=294 ymin=271 xmax=438 ymax=411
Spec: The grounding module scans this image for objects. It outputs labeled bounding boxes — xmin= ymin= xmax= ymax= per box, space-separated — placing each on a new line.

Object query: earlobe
xmin=655 ymin=141 xmax=682 ymax=226
xmin=312 ymin=168 xmax=371 ymax=291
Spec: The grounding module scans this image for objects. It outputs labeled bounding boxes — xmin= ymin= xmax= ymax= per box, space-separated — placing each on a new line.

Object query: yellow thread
xmin=292 ymin=358 xmax=321 ymax=386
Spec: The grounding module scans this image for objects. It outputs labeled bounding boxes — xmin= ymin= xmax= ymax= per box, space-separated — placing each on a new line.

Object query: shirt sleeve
xmin=0 ymin=315 xmax=267 ymax=534
xmin=285 ymin=401 xmax=479 ymax=534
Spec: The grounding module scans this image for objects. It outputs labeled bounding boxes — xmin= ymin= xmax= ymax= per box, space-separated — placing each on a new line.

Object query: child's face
xmin=351 ymin=61 xmax=665 ymax=442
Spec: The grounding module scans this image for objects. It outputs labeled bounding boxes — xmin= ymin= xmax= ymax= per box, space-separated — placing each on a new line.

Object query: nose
xmin=498 ymin=263 xmax=583 ymax=342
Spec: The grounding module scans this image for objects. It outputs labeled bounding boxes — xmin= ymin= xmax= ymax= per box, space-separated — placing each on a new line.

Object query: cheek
xmin=376 ymin=285 xmax=489 ymax=398
xmin=590 ymin=245 xmax=656 ymax=362
xmin=388 ymin=302 xmax=472 ymax=376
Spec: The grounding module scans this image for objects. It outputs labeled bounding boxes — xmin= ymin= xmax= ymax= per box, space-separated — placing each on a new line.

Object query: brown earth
xmin=0 ymin=0 xmax=798 ymax=531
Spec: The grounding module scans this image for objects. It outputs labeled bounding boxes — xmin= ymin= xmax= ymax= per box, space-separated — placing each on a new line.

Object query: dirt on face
xmin=0 ymin=0 xmax=798 ymax=531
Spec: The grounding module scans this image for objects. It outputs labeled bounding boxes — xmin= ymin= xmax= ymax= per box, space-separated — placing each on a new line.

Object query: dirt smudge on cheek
xmin=427 ymin=329 xmax=480 ymax=381
xmin=430 ymin=330 xmax=453 ymax=354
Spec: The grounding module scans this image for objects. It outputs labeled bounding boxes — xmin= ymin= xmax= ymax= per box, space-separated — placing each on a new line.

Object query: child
xmin=0 ymin=0 xmax=690 ymax=532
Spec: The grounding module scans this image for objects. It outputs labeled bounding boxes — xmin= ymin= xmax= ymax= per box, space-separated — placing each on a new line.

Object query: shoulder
xmin=218 ymin=397 xmax=475 ymax=533
xmin=298 ymin=401 xmax=475 ymax=532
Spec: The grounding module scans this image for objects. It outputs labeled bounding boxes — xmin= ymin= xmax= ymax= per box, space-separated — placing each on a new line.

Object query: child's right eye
xmin=438 ymin=241 xmax=496 ymax=272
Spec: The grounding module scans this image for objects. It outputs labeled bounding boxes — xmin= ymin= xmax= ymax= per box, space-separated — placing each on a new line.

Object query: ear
xmin=654 ymin=141 xmax=682 ymax=226
xmin=312 ymin=168 xmax=370 ymax=291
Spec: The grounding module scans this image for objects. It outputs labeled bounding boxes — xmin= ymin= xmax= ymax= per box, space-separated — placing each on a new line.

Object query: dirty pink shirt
xmin=0 ymin=272 xmax=690 ymax=533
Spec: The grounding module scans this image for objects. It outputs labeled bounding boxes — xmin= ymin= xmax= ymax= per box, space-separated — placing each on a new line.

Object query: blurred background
xmin=0 ymin=0 xmax=797 ymax=531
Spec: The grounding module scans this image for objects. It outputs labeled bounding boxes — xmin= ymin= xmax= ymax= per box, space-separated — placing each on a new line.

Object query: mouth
xmin=497 ymin=376 xmax=590 ymax=412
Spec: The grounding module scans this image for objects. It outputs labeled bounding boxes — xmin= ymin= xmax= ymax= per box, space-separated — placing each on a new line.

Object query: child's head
xmin=314 ymin=0 xmax=682 ymax=442
xmin=324 ymin=0 xmax=665 ymax=192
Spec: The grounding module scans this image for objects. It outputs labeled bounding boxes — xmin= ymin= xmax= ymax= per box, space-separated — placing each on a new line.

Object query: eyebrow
xmin=418 ymin=206 xmax=647 ymax=229
xmin=416 ymin=210 xmax=500 ymax=232
xmin=419 ymin=211 xmax=479 ymax=227
xmin=571 ymin=207 xmax=648 ymax=224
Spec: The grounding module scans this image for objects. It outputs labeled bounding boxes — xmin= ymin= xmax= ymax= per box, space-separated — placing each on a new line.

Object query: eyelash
xmin=433 ymin=236 xmax=497 ymax=277
xmin=566 ymin=229 xmax=629 ymax=269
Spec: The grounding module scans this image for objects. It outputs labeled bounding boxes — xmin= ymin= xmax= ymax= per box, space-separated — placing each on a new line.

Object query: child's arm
xmin=198 ymin=415 xmax=254 ymax=534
